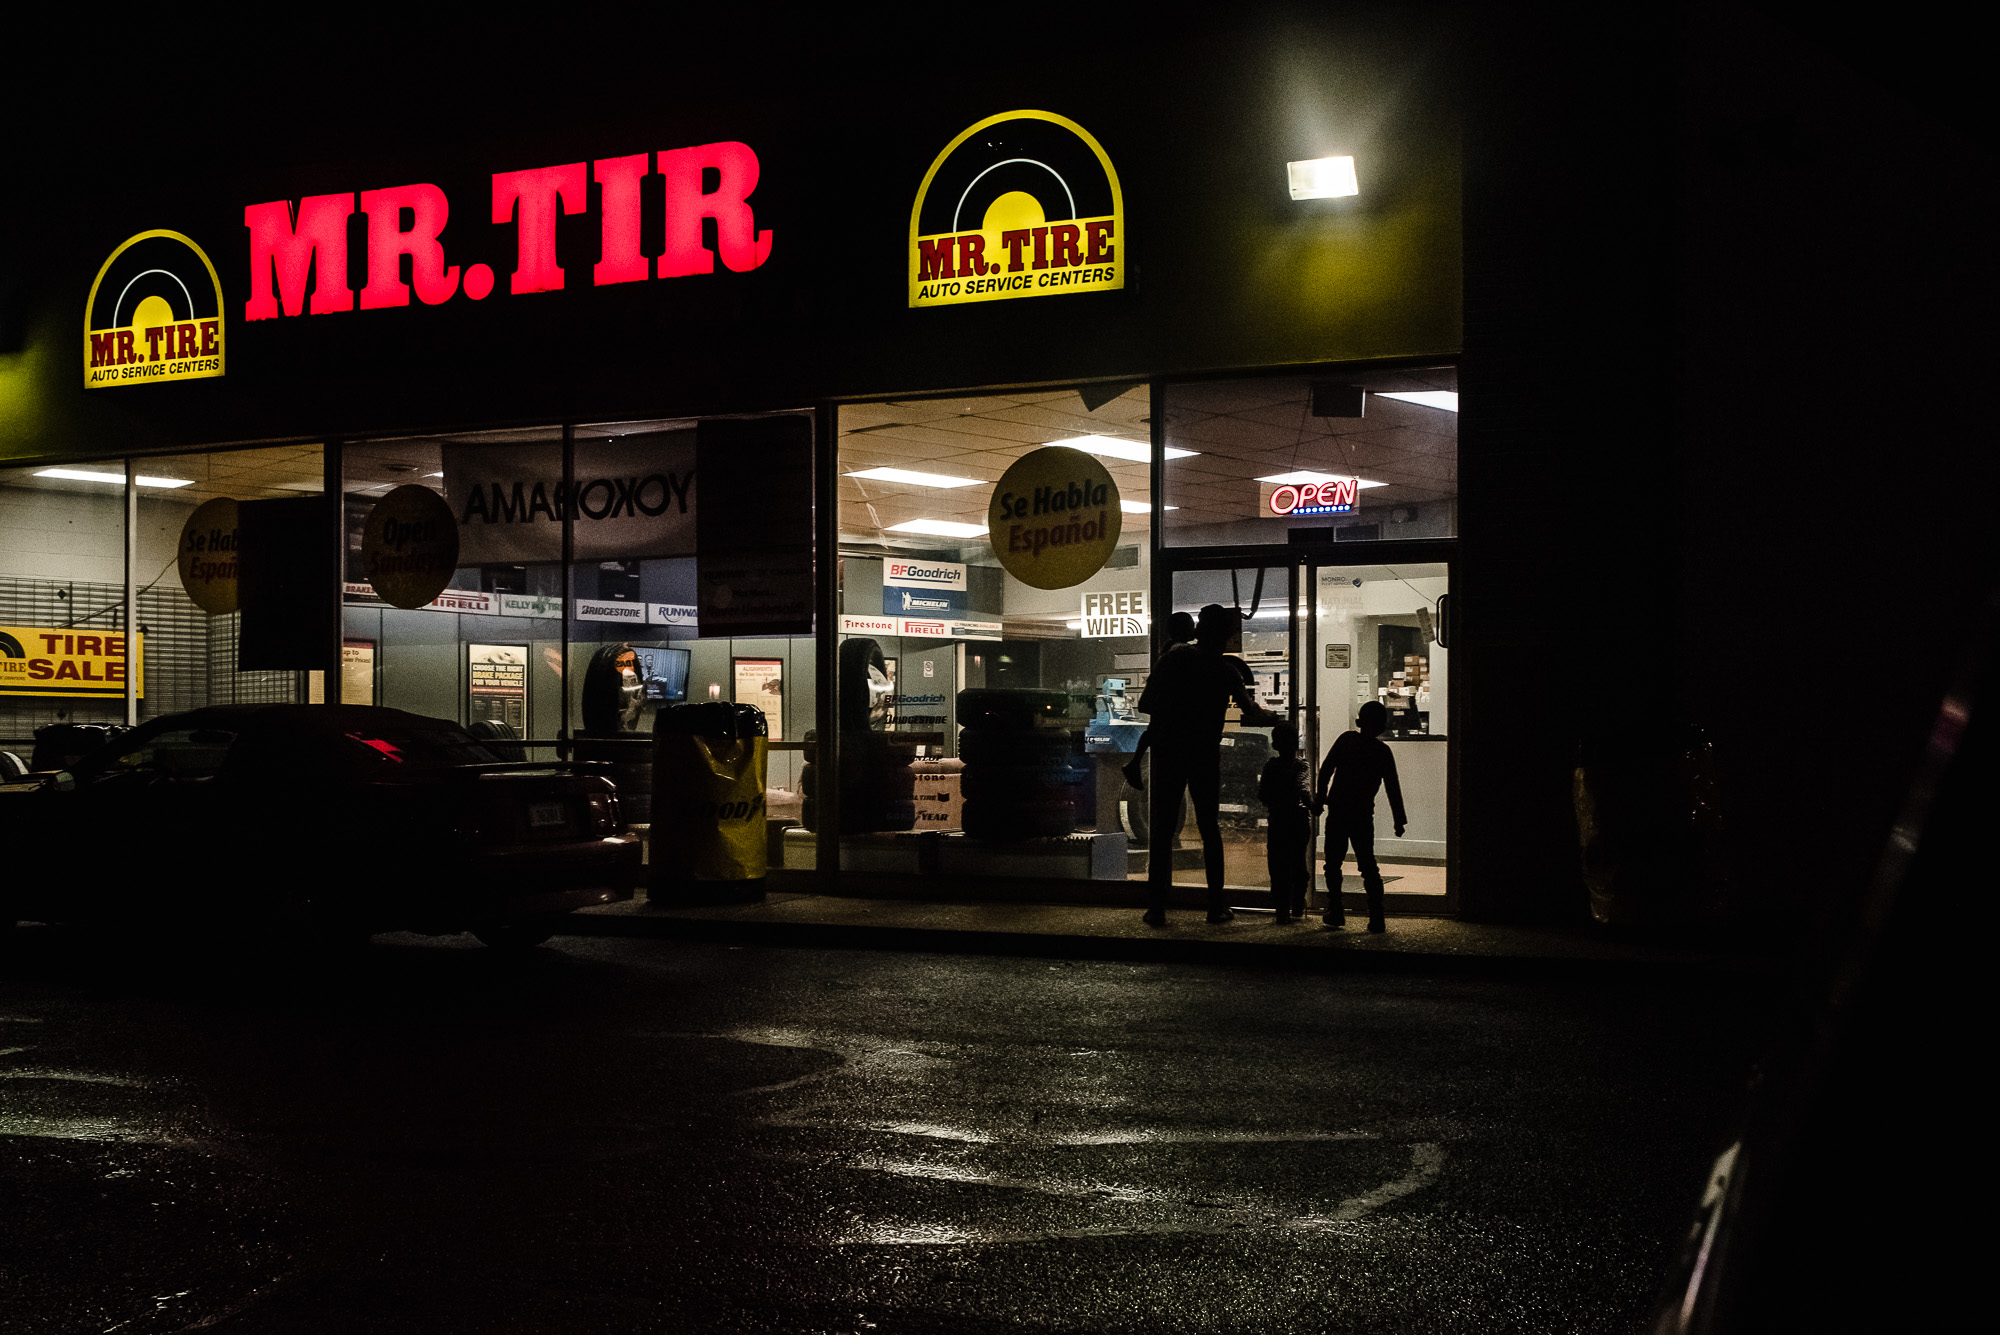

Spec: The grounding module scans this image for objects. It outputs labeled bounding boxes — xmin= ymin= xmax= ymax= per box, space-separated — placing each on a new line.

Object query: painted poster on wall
xmin=443 ymin=432 xmax=696 ymax=564
xmin=468 ymin=643 xmax=529 ymax=734
xmin=732 ymin=657 xmax=784 ymax=741
xmin=342 ymin=639 xmax=376 ymax=706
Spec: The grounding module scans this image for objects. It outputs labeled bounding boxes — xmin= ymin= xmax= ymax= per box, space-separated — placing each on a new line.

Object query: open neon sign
xmin=1266 ymin=477 xmax=1358 ymax=516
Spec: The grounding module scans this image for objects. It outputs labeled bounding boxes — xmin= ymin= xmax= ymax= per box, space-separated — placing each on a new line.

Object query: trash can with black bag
xmin=650 ymin=700 xmax=769 ymax=905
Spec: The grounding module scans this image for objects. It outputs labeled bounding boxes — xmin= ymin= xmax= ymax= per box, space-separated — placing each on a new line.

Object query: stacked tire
xmin=798 ymin=728 xmax=918 ymax=833
xmin=957 ymin=689 xmax=1076 ymax=841
xmin=574 ymin=730 xmax=651 ymax=817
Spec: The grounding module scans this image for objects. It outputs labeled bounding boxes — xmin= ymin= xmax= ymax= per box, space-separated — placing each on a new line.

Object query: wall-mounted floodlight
xmin=1287 ymin=156 xmax=1358 ymax=200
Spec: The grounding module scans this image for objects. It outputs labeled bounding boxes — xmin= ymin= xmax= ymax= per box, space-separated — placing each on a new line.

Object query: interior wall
xmin=374 ymin=609 xmax=463 ymax=723
xmin=0 ymin=484 xmax=188 ymax=585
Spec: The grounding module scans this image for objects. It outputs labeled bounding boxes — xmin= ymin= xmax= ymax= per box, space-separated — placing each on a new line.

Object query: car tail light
xmin=584 ymin=791 xmax=619 ymax=833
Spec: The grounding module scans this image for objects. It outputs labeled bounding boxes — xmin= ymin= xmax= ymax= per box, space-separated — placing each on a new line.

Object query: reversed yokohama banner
xmin=443 ymin=432 xmax=696 ymax=563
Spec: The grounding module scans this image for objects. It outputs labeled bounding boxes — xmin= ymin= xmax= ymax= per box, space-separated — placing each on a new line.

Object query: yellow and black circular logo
xmin=987 ymin=446 xmax=1123 ymax=589
xmin=83 ymin=230 xmax=225 ymax=388
xmin=909 ymin=111 xmax=1123 ymax=309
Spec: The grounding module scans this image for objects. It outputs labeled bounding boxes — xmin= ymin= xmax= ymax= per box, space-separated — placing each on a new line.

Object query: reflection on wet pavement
xmin=0 ymin=934 xmax=1769 ymax=1334
xmin=712 ymin=1025 xmax=1449 ymax=1248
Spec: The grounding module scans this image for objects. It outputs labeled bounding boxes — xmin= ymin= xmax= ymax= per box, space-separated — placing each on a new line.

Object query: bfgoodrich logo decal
xmin=909 ymin=111 xmax=1123 ymax=309
xmin=84 ymin=231 xmax=225 ymax=387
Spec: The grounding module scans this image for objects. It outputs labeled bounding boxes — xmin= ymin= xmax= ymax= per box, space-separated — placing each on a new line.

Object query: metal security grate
xmin=0 ymin=576 xmax=301 ymax=752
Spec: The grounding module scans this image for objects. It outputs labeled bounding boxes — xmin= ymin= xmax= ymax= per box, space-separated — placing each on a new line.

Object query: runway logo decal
xmin=83 ymin=231 xmax=225 ymax=387
xmin=908 ymin=111 xmax=1123 ymax=309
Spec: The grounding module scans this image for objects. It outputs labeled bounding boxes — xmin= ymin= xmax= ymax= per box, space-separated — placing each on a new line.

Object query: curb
xmin=554 ymin=910 xmax=1781 ymax=983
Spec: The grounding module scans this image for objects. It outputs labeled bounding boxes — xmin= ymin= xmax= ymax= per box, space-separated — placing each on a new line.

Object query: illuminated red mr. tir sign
xmin=242 ymin=142 xmax=773 ymax=320
xmin=1267 ymin=477 xmax=1359 ymax=516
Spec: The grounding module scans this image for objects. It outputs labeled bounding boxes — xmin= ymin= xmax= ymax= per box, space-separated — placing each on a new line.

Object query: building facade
xmin=3 ymin=9 xmax=1985 ymax=934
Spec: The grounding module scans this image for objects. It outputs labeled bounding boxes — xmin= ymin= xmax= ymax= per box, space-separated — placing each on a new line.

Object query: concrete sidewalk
xmin=566 ymin=891 xmax=1782 ymax=980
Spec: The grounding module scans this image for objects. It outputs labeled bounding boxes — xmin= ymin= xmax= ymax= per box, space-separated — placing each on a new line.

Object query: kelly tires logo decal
xmin=84 ymin=230 xmax=225 ymax=388
xmin=909 ymin=111 xmax=1123 ymax=309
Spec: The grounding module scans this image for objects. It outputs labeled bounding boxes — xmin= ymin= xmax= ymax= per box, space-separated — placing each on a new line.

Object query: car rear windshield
xmin=338 ymin=726 xmax=503 ymax=769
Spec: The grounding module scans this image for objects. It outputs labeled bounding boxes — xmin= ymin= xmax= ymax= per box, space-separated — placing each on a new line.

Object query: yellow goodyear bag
xmin=650 ymin=701 xmax=769 ymax=902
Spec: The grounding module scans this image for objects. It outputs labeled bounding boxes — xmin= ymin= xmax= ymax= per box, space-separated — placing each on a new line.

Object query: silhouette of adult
xmin=1136 ymin=603 xmax=1283 ymax=925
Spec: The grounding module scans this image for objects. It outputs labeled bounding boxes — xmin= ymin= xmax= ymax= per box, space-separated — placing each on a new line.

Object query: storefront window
xmin=1162 ymin=565 xmax=1295 ymax=895
xmin=1 ymin=446 xmax=324 ymax=771
xmin=833 ymin=386 xmax=1154 ymax=883
xmin=343 ymin=429 xmax=565 ymax=760
xmin=566 ymin=415 xmax=818 ymax=866
xmin=1162 ymin=368 xmax=1458 ymax=547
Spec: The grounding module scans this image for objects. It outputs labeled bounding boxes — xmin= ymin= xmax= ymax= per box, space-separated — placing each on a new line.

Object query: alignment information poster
xmin=732 ymin=657 xmax=783 ymax=741
xmin=468 ymin=643 xmax=528 ymax=733
xmin=341 ymin=640 xmax=375 ymax=706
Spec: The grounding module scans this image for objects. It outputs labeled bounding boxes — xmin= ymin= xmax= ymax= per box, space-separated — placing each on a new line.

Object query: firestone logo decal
xmin=84 ymin=231 xmax=226 ymax=388
xmin=241 ymin=142 xmax=773 ymax=321
xmin=908 ymin=111 xmax=1123 ymax=309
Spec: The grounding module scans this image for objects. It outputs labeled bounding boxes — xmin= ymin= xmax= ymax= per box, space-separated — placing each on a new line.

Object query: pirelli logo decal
xmin=909 ymin=111 xmax=1123 ymax=309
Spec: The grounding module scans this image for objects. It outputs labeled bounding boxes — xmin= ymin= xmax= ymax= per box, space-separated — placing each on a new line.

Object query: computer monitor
xmin=635 ymin=645 xmax=690 ymax=703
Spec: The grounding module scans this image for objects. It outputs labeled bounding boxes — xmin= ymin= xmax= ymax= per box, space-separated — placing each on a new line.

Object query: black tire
xmin=961 ymin=765 xmax=1072 ymax=801
xmin=955 ymin=689 xmax=1068 ymax=731
xmin=473 ymin=919 xmax=560 ymax=950
xmin=959 ymin=729 xmax=1071 ymax=765
xmin=1121 ymin=754 xmax=1188 ymax=848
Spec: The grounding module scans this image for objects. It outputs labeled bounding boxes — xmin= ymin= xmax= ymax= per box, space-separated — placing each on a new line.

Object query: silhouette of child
xmin=1257 ymin=718 xmax=1316 ymax=925
xmin=1316 ymin=700 xmax=1406 ymax=932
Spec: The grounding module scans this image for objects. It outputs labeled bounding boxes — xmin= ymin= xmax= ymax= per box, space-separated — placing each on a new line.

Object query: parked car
xmin=0 ymin=704 xmax=640 ymax=948
xmin=1646 ymin=597 xmax=1990 ymax=1333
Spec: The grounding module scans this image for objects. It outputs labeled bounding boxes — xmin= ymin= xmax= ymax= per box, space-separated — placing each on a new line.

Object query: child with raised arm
xmin=1315 ymin=700 xmax=1406 ymax=933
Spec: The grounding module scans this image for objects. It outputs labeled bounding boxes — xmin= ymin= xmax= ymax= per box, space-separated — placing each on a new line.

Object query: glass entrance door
xmin=1306 ymin=561 xmax=1451 ymax=913
xmin=1154 ymin=564 xmax=1298 ymax=898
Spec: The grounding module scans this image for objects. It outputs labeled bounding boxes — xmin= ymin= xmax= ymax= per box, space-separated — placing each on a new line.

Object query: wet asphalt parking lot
xmin=0 ymin=930 xmax=1774 ymax=1334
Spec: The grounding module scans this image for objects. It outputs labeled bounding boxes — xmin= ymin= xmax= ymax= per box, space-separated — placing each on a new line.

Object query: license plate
xmin=527 ymin=802 xmax=567 ymax=828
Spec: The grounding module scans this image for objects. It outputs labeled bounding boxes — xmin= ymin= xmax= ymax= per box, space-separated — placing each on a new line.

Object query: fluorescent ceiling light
xmin=1254 ymin=471 xmax=1389 ymax=488
xmin=1058 ymin=435 xmax=1197 ymax=463
xmin=425 ymin=471 xmax=445 ymax=478
xmin=1119 ymin=498 xmax=1177 ymax=513
xmin=1288 ymin=156 xmax=1359 ymax=200
xmin=885 ymin=519 xmax=989 ymax=538
xmin=847 ymin=467 xmax=982 ymax=488
xmin=36 ymin=468 xmax=193 ymax=488
xmin=1065 ymin=621 xmax=1084 ymax=630
xmin=1373 ymin=391 xmax=1458 ymax=412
